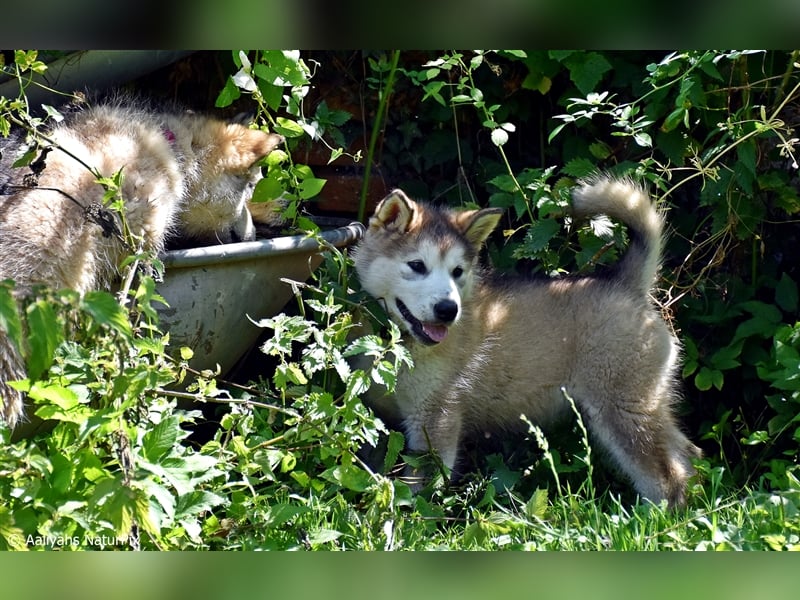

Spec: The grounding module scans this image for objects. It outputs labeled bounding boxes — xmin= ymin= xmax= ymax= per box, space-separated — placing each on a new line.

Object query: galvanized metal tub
xmin=157 ymin=219 xmax=364 ymax=376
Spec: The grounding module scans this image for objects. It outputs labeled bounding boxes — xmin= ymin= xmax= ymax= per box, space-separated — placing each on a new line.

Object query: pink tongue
xmin=422 ymin=323 xmax=448 ymax=343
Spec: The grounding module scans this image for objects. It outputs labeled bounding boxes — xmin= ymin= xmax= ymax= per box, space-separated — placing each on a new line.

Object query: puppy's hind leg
xmin=577 ymin=389 xmax=700 ymax=507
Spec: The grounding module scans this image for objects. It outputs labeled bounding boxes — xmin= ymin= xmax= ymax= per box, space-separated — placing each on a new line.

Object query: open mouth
xmin=396 ymin=299 xmax=449 ymax=345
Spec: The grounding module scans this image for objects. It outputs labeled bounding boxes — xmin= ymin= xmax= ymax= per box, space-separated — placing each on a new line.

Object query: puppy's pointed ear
xmin=370 ymin=189 xmax=416 ymax=232
xmin=457 ymin=207 xmax=503 ymax=248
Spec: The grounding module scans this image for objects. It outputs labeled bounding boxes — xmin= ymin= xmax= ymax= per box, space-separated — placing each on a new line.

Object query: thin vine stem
xmin=359 ymin=50 xmax=401 ymax=223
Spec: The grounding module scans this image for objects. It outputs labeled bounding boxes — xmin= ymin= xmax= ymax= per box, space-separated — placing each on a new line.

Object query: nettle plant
xmin=216 ymin=50 xmax=359 ymax=229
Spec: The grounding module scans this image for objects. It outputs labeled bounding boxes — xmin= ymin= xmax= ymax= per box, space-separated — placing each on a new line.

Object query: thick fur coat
xmin=354 ymin=177 xmax=701 ymax=506
xmin=0 ymin=98 xmax=282 ymax=427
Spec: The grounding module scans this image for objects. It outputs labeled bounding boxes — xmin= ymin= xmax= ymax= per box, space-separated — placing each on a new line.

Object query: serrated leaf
xmin=344 ymin=335 xmax=385 ymax=357
xmin=143 ymin=416 xmax=180 ymax=462
xmin=514 ymin=219 xmax=561 ymax=258
xmin=383 ymin=430 xmax=405 ymax=474
xmin=175 ymin=490 xmax=227 ymax=520
xmin=488 ymin=174 xmax=520 ymax=193
xmin=275 ymin=362 xmax=308 ymax=387
xmin=561 ymin=157 xmax=598 ymax=179
xmin=565 ymin=51 xmax=613 ymax=96
xmin=26 ymin=300 xmax=61 ymax=381
xmin=737 ymin=139 xmax=757 ymax=179
xmin=307 ymin=528 xmax=343 ymax=546
xmin=371 ymin=359 xmax=397 ymax=391
xmin=344 ymin=369 xmax=371 ymax=401
xmin=588 ymin=141 xmax=612 ymax=160
xmin=525 ymin=488 xmax=549 ymax=519
xmin=81 ymin=291 xmax=132 ymax=337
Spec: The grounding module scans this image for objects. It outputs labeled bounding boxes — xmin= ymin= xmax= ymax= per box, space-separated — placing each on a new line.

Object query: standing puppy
xmin=0 ymin=98 xmax=282 ymax=428
xmin=354 ymin=176 xmax=701 ymax=506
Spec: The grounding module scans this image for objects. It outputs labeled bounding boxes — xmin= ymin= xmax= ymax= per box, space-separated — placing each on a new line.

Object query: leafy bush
xmin=364 ymin=49 xmax=800 ymax=493
xmin=2 ymin=49 xmax=800 ymax=550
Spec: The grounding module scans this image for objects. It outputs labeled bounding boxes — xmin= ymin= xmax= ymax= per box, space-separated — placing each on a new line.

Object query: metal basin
xmin=157 ymin=219 xmax=364 ymax=376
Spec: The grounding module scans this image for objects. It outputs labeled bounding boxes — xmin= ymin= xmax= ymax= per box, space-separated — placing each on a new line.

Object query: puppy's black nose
xmin=434 ymin=300 xmax=458 ymax=323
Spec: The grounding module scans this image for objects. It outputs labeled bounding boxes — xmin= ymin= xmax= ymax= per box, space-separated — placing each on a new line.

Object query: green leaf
xmin=697 ymin=58 xmax=724 ymax=81
xmin=344 ymin=335 xmax=386 ymax=357
xmin=255 ymin=77 xmax=283 ymax=112
xmin=143 ymin=416 xmax=180 ymax=462
xmin=322 ymin=464 xmax=372 ymax=492
xmin=588 ymin=141 xmax=612 ymax=160
xmin=306 ymin=528 xmax=343 ymax=547
xmin=11 ymin=147 xmax=39 ymax=169
xmin=215 ymin=77 xmax=240 ymax=108
xmin=488 ymin=173 xmax=521 ymax=193
xmin=739 ymin=300 xmax=783 ymax=324
xmin=514 ymin=219 xmax=561 ymax=257
xmin=421 ymin=81 xmax=447 ymax=106
xmin=525 ymin=488 xmax=549 ymax=520
xmin=564 ymin=52 xmax=613 ymax=96
xmin=633 ymin=132 xmax=652 ymax=148
xmin=562 ymin=158 xmax=597 ymax=179
xmin=275 ymin=362 xmax=308 ymax=387
xmin=28 ymin=382 xmax=79 ymax=408
xmin=344 ymin=369 xmax=371 ymax=401
xmin=383 ymin=430 xmax=405 ymax=474
xmin=81 ymin=291 xmax=132 ymax=337
xmin=776 ymin=273 xmax=798 ymax=313
xmin=50 ymin=452 xmax=74 ymax=494
xmin=709 ymin=343 xmax=742 ymax=371
xmin=736 ymin=140 xmax=757 ymax=189
xmin=26 ymin=300 xmax=61 ymax=381
xmin=656 ymin=129 xmax=690 ymax=165
xmin=549 ymin=50 xmax=577 ymax=62
xmin=265 ymin=504 xmax=310 ymax=528
xmin=175 ymin=490 xmax=228 ymax=521
xmin=298 ymin=177 xmax=326 ymax=200
xmin=662 ymin=106 xmax=687 ymax=133
xmin=252 ymin=174 xmax=284 ymax=202
xmin=274 ymin=117 xmax=306 ymax=138
xmin=695 ymin=367 xmax=723 ymax=391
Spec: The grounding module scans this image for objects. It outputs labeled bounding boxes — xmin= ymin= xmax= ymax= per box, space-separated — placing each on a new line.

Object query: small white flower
xmin=232 ymin=51 xmax=256 ymax=92
xmin=491 ymin=127 xmax=509 ymax=147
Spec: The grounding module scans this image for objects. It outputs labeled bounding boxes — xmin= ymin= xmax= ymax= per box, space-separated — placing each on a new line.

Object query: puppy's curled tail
xmin=571 ymin=175 xmax=664 ymax=295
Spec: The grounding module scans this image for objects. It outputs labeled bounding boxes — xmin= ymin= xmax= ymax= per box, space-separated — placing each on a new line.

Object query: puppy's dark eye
xmin=407 ymin=260 xmax=427 ymax=274
xmin=452 ymin=266 xmax=464 ymax=278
